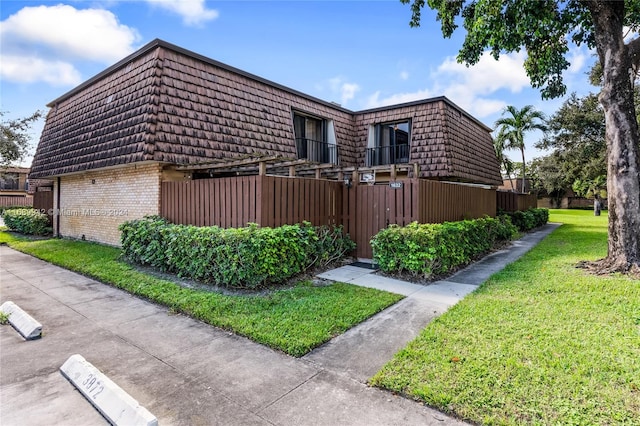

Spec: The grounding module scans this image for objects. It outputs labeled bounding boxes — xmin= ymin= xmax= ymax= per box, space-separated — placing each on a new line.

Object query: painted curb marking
xmin=60 ymin=354 xmax=158 ymax=426
xmin=0 ymin=301 xmax=42 ymax=340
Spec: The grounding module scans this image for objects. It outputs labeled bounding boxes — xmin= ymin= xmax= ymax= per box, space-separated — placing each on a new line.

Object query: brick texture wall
xmin=57 ymin=163 xmax=162 ymax=246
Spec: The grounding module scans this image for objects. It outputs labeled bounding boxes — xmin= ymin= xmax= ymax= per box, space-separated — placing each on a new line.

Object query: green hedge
xmin=505 ymin=208 xmax=549 ymax=232
xmin=119 ymin=217 xmax=355 ymax=289
xmin=0 ymin=205 xmax=31 ymax=216
xmin=371 ymin=216 xmax=518 ymax=278
xmin=3 ymin=208 xmax=51 ymax=235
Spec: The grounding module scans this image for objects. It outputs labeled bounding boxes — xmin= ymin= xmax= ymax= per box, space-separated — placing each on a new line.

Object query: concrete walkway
xmin=0 ymin=224 xmax=559 ymax=425
xmin=307 ymin=223 xmax=560 ymax=380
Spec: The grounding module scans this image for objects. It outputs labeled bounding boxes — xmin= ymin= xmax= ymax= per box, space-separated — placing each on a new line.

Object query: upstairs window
xmin=293 ymin=113 xmax=324 ymax=144
xmin=366 ymin=120 xmax=411 ymax=166
xmin=293 ymin=111 xmax=337 ymax=164
xmin=0 ymin=173 xmax=20 ymax=190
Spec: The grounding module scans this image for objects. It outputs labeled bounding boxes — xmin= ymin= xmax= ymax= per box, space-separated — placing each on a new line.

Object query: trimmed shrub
xmin=118 ymin=215 xmax=170 ymax=267
xmin=3 ymin=208 xmax=51 ymax=235
xmin=119 ymin=218 xmax=355 ymax=289
xmin=371 ymin=216 xmax=518 ymax=279
xmin=505 ymin=208 xmax=549 ymax=232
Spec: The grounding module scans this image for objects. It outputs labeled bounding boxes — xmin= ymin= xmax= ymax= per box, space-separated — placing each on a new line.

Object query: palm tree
xmin=493 ymin=137 xmax=516 ymax=191
xmin=494 ymin=105 xmax=547 ymax=193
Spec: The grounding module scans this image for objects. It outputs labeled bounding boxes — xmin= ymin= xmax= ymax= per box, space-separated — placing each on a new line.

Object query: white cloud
xmin=365 ymin=51 xmax=529 ymax=118
xmin=437 ymin=51 xmax=530 ymax=95
xmin=400 ymin=71 xmax=409 ymax=80
xmin=0 ymin=4 xmax=140 ymax=86
xmin=145 ymin=0 xmax=218 ymax=26
xmin=366 ymin=88 xmax=435 ymax=109
xmin=0 ymin=5 xmax=140 ymax=64
xmin=340 ymin=83 xmax=360 ymax=105
xmin=0 ymin=55 xmax=82 ymax=86
xmin=567 ymin=51 xmax=587 ymax=74
xmin=329 ymin=77 xmax=360 ymax=106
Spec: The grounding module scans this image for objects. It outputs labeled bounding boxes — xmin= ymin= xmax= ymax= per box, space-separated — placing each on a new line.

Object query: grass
xmin=370 ymin=210 xmax=640 ymax=425
xmin=0 ymin=232 xmax=402 ymax=357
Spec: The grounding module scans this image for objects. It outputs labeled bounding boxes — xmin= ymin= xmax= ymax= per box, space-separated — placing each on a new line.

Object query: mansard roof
xmin=30 ymin=39 xmax=502 ymax=186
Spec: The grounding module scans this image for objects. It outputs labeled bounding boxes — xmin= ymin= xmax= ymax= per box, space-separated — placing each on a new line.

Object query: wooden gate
xmin=345 ymin=179 xmax=496 ymax=259
xmin=344 ymin=181 xmax=419 ymax=259
xmin=33 ymin=190 xmax=54 ymax=225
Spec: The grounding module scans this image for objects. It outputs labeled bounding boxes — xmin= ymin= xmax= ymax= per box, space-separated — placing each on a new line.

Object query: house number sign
xmin=81 ymin=373 xmax=105 ymax=400
xmin=389 ymin=182 xmax=403 ymax=189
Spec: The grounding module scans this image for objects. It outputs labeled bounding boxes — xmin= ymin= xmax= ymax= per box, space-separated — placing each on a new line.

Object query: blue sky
xmin=1 ymin=0 xmax=598 ymax=167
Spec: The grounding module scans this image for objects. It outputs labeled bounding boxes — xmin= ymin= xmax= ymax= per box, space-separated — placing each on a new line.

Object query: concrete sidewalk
xmin=307 ymin=223 xmax=560 ymax=380
xmin=0 ymin=224 xmax=559 ymax=425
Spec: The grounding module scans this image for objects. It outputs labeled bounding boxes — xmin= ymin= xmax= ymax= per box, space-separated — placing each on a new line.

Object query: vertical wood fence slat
xmin=0 ymin=196 xmax=33 ymax=208
xmin=496 ymin=191 xmax=537 ymax=212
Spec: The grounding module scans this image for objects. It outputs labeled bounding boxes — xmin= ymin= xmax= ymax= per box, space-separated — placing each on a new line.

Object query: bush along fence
xmin=503 ymin=208 xmax=549 ymax=232
xmin=371 ymin=208 xmax=549 ymax=279
xmin=2 ymin=208 xmax=51 ymax=235
xmin=119 ymin=216 xmax=355 ymax=289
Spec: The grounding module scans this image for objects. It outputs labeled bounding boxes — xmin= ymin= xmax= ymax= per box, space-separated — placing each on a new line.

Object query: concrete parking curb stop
xmin=60 ymin=354 xmax=157 ymax=426
xmin=0 ymin=301 xmax=42 ymax=340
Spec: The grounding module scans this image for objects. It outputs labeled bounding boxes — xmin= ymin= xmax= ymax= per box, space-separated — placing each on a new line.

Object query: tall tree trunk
xmin=520 ymin=147 xmax=526 ymax=193
xmin=588 ymin=1 xmax=640 ymax=272
xmin=503 ymin=161 xmax=515 ymax=192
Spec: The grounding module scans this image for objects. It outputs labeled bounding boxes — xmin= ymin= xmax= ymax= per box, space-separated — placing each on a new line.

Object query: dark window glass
xmin=367 ymin=120 xmax=410 ymax=166
xmin=0 ymin=173 xmax=20 ymax=190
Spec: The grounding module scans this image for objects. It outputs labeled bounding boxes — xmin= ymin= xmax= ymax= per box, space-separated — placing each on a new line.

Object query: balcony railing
xmin=366 ymin=144 xmax=409 ymax=167
xmin=296 ymin=138 xmax=338 ymax=164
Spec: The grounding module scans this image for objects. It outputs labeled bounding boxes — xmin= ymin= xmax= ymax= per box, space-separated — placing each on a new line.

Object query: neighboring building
xmin=537 ymin=187 xmax=596 ymax=209
xmin=0 ymin=166 xmax=43 ymax=208
xmin=0 ymin=166 xmax=30 ymax=196
xmin=498 ymin=177 xmax=532 ymax=193
xmin=30 ymin=39 xmax=502 ymax=246
xmin=0 ymin=166 xmax=53 ymax=209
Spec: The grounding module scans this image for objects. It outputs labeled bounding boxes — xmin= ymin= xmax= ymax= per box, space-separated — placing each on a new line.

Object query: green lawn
xmin=371 ymin=210 xmax=640 ymax=425
xmin=0 ymin=232 xmax=402 ymax=357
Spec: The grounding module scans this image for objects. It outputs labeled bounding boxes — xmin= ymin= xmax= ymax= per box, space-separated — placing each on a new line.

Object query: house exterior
xmin=0 ymin=166 xmax=53 ymax=209
xmin=0 ymin=166 xmax=30 ymax=196
xmin=30 ymin=39 xmax=502 ymax=246
xmin=536 ymin=186 xmax=596 ymax=209
xmin=498 ymin=177 xmax=532 ymax=193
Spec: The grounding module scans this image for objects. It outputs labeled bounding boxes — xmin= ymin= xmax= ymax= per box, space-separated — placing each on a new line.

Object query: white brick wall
xmin=57 ymin=163 xmax=162 ymax=246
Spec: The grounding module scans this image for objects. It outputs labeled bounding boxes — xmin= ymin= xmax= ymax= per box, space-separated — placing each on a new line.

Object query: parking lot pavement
xmin=0 ymin=246 xmax=467 ymax=426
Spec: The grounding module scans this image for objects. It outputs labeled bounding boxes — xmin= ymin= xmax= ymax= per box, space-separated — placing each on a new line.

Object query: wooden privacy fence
xmin=161 ymin=175 xmax=342 ymax=228
xmin=162 ymin=176 xmax=497 ymax=259
xmin=0 ymin=195 xmax=32 ymax=208
xmin=496 ymin=191 xmax=537 ymax=212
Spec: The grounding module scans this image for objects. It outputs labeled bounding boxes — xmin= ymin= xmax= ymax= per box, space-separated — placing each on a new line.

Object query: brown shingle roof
xmin=30 ymin=39 xmax=501 ymax=186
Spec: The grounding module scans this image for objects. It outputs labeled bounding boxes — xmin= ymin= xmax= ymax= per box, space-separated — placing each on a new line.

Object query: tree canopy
xmin=535 ymin=92 xmax=607 ymax=196
xmin=402 ymin=0 xmax=640 ymax=98
xmin=533 ymin=81 xmax=639 ymax=201
xmin=0 ymin=111 xmax=42 ymax=167
xmin=402 ymin=0 xmax=640 ymax=273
